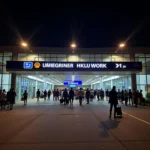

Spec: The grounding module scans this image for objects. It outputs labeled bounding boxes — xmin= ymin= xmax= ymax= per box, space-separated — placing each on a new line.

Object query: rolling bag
xmin=66 ymin=99 xmax=69 ymax=104
xmin=116 ymin=106 xmax=122 ymax=117
xmin=60 ymin=99 xmax=64 ymax=103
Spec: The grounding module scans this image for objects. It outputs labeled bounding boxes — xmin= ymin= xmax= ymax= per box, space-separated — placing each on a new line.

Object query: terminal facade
xmin=0 ymin=46 xmax=149 ymax=100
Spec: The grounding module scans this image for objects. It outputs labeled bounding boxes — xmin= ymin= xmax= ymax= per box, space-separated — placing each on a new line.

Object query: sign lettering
xmin=6 ymin=61 xmax=142 ymax=72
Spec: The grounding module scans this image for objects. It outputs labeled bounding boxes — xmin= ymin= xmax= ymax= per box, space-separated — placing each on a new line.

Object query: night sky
xmin=0 ymin=1 xmax=150 ymax=47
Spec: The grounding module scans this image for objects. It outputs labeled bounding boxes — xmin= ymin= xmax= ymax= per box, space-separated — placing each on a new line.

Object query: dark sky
xmin=0 ymin=1 xmax=150 ymax=47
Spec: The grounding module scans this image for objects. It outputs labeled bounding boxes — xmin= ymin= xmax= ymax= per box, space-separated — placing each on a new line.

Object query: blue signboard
xmin=6 ymin=61 xmax=142 ymax=72
xmin=70 ymin=85 xmax=76 ymax=88
xmin=64 ymin=80 xmax=82 ymax=85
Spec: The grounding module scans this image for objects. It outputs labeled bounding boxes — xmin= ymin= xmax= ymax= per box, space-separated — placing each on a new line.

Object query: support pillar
xmin=130 ymin=53 xmax=136 ymax=90
xmin=11 ymin=52 xmax=18 ymax=90
xmin=131 ymin=73 xmax=136 ymax=90
xmin=11 ymin=73 xmax=16 ymax=89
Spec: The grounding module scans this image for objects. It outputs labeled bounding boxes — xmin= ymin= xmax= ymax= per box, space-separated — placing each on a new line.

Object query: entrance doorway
xmin=15 ymin=72 xmax=132 ymax=100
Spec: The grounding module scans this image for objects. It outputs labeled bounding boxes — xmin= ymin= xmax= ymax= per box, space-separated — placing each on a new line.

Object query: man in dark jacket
xmin=109 ymin=86 xmax=118 ymax=118
xmin=69 ymin=88 xmax=74 ymax=105
xmin=36 ymin=89 xmax=40 ymax=102
xmin=63 ymin=89 xmax=69 ymax=105
xmin=86 ymin=88 xmax=90 ymax=104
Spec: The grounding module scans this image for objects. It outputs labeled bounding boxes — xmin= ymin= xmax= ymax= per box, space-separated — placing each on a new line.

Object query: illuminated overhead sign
xmin=6 ymin=61 xmax=142 ymax=71
xmin=64 ymin=80 xmax=82 ymax=85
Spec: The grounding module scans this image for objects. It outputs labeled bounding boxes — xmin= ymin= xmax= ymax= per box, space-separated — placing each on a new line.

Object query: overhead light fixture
xmin=27 ymin=76 xmax=53 ymax=84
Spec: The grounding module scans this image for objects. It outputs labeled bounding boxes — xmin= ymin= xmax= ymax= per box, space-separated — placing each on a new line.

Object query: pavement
xmin=0 ymin=98 xmax=150 ymax=150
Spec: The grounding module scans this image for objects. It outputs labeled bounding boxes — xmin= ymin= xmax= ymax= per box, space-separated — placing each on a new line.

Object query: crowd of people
xmin=35 ymin=88 xmax=144 ymax=107
xmin=0 ymin=88 xmax=16 ymax=110
xmin=0 ymin=87 xmax=145 ymax=113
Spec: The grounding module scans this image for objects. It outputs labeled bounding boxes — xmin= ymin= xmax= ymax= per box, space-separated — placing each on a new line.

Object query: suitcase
xmin=60 ymin=99 xmax=64 ymax=103
xmin=75 ymin=96 xmax=79 ymax=100
xmin=66 ymin=99 xmax=69 ymax=104
xmin=116 ymin=106 xmax=122 ymax=117
xmin=90 ymin=95 xmax=94 ymax=99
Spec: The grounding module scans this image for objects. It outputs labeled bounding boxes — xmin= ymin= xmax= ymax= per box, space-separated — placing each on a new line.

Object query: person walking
xmin=124 ymin=90 xmax=128 ymax=106
xmin=100 ymin=89 xmax=103 ymax=100
xmin=94 ymin=90 xmax=97 ymax=99
xmin=63 ymin=88 xmax=69 ymax=105
xmin=69 ymin=88 xmax=74 ymax=105
xmin=128 ymin=89 xmax=133 ymax=105
xmin=101 ymin=89 xmax=104 ymax=100
xmin=105 ymin=89 xmax=109 ymax=101
xmin=90 ymin=89 xmax=94 ymax=101
xmin=0 ymin=90 xmax=7 ymax=109
xmin=8 ymin=88 xmax=16 ymax=110
xmin=86 ymin=88 xmax=90 ymax=104
xmin=48 ymin=90 xmax=51 ymax=100
xmin=78 ymin=88 xmax=84 ymax=106
xmin=6 ymin=89 xmax=11 ymax=110
xmin=36 ymin=89 xmax=40 ymax=102
xmin=97 ymin=90 xmax=100 ymax=101
xmin=44 ymin=90 xmax=47 ymax=101
xmin=23 ymin=90 xmax=28 ymax=105
xmin=55 ymin=89 xmax=59 ymax=101
xmin=132 ymin=89 xmax=138 ymax=107
xmin=109 ymin=86 xmax=118 ymax=118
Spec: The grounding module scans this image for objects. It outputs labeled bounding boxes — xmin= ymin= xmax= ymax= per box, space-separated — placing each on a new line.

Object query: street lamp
xmin=21 ymin=42 xmax=28 ymax=47
xmin=119 ymin=43 xmax=125 ymax=48
xmin=71 ymin=43 xmax=76 ymax=53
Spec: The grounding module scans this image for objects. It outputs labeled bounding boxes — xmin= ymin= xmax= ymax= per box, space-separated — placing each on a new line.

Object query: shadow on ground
xmin=99 ymin=119 xmax=121 ymax=138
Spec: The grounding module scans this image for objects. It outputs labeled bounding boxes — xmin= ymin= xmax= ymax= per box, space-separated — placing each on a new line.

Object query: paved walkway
xmin=0 ymin=98 xmax=150 ymax=150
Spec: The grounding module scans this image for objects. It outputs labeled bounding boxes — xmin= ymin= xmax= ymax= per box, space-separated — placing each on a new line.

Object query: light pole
xmin=71 ymin=43 xmax=76 ymax=53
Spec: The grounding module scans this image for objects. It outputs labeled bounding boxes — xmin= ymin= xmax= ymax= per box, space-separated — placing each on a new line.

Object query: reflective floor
xmin=0 ymin=98 xmax=150 ymax=150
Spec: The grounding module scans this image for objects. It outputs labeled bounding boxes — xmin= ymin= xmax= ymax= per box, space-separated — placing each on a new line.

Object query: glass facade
xmin=102 ymin=76 xmax=131 ymax=91
xmin=135 ymin=54 xmax=150 ymax=97
xmin=17 ymin=53 xmax=130 ymax=62
xmin=0 ymin=53 xmax=12 ymax=92
xmin=0 ymin=51 xmax=150 ymax=99
xmin=16 ymin=75 xmax=52 ymax=100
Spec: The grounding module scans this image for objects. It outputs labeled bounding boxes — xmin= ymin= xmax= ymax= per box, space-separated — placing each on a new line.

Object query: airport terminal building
xmin=0 ymin=46 xmax=149 ymax=100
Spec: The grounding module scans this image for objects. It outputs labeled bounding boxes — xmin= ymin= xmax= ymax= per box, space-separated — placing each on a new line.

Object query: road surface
xmin=0 ymin=99 xmax=150 ymax=150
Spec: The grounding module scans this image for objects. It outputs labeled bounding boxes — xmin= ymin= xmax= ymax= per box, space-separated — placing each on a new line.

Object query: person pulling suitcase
xmin=109 ymin=86 xmax=118 ymax=118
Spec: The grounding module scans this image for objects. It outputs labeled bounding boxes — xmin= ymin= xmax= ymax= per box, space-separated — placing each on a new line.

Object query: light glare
xmin=21 ymin=42 xmax=28 ymax=47
xmin=71 ymin=44 xmax=76 ymax=48
xmin=119 ymin=43 xmax=125 ymax=47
